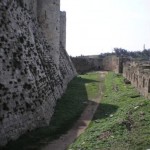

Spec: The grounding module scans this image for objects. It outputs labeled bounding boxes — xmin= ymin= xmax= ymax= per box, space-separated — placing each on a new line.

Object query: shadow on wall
xmin=1 ymin=75 xmax=102 ymax=150
xmin=2 ymin=73 xmax=119 ymax=150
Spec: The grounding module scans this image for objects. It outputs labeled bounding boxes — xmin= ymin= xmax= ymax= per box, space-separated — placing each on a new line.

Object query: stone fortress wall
xmin=72 ymin=55 xmax=128 ymax=74
xmin=123 ymin=61 xmax=150 ymax=99
xmin=71 ymin=56 xmax=103 ymax=74
xmin=0 ymin=0 xmax=76 ymax=146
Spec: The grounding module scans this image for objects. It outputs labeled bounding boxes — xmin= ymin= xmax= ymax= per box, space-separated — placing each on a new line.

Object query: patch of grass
xmin=2 ymin=72 xmax=100 ymax=150
xmin=69 ymin=72 xmax=150 ymax=150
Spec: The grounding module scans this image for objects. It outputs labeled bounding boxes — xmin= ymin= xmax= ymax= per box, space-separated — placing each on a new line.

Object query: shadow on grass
xmin=93 ymin=103 xmax=119 ymax=120
xmin=1 ymin=75 xmax=100 ymax=150
xmin=2 ymin=73 xmax=119 ymax=150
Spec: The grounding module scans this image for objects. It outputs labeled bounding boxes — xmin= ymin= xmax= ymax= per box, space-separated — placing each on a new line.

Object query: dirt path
xmin=41 ymin=72 xmax=107 ymax=150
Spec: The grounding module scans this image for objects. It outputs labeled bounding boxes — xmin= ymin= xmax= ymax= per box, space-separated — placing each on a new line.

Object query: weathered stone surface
xmin=71 ymin=56 xmax=103 ymax=74
xmin=0 ymin=0 xmax=76 ymax=146
xmin=37 ymin=0 xmax=60 ymax=68
xmin=71 ymin=55 xmax=128 ymax=74
xmin=102 ymin=55 xmax=129 ymax=74
xmin=60 ymin=11 xmax=66 ymax=49
xmin=123 ymin=61 xmax=150 ymax=99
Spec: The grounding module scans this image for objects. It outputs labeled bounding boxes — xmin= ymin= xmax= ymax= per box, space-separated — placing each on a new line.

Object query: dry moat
xmin=0 ymin=0 xmax=150 ymax=150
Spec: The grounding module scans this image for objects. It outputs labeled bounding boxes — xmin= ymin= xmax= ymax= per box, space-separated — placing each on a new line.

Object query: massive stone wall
xmin=123 ymin=61 xmax=150 ymax=99
xmin=0 ymin=0 xmax=76 ymax=146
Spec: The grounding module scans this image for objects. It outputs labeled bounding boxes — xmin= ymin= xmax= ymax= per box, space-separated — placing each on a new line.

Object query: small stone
xmin=110 ymin=114 xmax=113 ymax=117
xmin=134 ymin=106 xmax=139 ymax=110
xmin=111 ymin=135 xmax=114 ymax=138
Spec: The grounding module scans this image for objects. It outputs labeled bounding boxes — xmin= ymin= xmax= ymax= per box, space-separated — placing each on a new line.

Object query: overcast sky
xmin=60 ymin=0 xmax=150 ymax=56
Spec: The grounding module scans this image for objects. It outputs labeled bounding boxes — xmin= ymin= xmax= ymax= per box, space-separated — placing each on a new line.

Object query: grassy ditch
xmin=2 ymin=72 xmax=100 ymax=150
xmin=68 ymin=72 xmax=150 ymax=150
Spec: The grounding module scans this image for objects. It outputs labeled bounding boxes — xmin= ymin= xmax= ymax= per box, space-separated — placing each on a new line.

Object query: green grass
xmin=2 ymin=72 xmax=100 ymax=150
xmin=68 ymin=72 xmax=150 ymax=150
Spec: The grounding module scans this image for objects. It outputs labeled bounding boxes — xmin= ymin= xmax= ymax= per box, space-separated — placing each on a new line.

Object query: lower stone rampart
xmin=123 ymin=61 xmax=150 ymax=99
